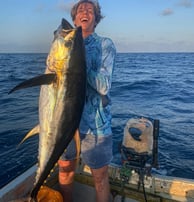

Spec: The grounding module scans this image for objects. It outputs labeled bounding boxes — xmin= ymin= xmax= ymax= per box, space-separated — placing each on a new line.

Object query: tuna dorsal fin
xmin=8 ymin=73 xmax=56 ymax=94
xmin=18 ymin=125 xmax=40 ymax=147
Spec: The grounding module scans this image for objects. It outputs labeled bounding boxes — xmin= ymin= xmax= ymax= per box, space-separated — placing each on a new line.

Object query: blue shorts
xmin=60 ymin=133 xmax=113 ymax=169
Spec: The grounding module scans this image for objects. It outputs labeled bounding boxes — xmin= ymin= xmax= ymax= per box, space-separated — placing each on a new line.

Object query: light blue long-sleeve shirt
xmin=79 ymin=33 xmax=116 ymax=136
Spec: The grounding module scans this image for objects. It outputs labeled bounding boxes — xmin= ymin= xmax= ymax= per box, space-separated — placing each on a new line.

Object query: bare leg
xmin=58 ymin=159 xmax=76 ymax=202
xmin=91 ymin=165 xmax=111 ymax=202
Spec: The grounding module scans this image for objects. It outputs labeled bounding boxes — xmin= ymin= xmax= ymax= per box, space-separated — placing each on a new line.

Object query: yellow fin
xmin=18 ymin=124 xmax=40 ymax=147
xmin=74 ymin=129 xmax=81 ymax=163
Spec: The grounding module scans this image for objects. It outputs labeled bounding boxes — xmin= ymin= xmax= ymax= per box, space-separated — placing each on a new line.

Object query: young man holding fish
xmin=58 ymin=1 xmax=116 ymax=201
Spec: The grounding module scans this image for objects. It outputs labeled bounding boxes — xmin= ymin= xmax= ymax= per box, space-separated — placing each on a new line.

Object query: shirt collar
xmin=84 ymin=33 xmax=98 ymax=45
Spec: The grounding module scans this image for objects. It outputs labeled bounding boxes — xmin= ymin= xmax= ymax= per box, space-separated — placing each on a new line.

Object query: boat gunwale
xmin=1 ymin=163 xmax=194 ymax=202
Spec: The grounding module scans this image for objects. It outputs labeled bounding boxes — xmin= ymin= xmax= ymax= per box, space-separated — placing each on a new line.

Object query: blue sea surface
xmin=0 ymin=52 xmax=194 ymax=188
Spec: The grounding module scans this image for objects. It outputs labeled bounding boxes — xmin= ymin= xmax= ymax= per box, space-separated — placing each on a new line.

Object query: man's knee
xmin=58 ymin=160 xmax=76 ymax=185
xmin=91 ymin=166 xmax=109 ymax=190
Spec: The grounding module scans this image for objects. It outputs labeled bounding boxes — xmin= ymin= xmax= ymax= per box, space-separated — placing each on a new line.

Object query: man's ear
xmin=73 ymin=21 xmax=77 ymax=27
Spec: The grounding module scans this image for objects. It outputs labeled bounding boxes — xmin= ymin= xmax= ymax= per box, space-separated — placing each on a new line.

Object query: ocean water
xmin=0 ymin=52 xmax=194 ymax=188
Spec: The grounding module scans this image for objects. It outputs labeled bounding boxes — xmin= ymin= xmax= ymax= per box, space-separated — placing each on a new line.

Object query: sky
xmin=0 ymin=0 xmax=194 ymax=53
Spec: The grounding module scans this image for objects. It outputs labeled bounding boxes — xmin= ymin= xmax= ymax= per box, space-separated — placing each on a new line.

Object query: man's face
xmin=74 ymin=2 xmax=96 ymax=35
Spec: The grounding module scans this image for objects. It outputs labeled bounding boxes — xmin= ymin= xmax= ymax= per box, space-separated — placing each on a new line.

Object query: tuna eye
xmin=64 ymin=39 xmax=73 ymax=47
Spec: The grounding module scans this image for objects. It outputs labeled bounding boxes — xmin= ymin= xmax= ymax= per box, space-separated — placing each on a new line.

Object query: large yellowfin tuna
xmin=9 ymin=18 xmax=86 ymax=201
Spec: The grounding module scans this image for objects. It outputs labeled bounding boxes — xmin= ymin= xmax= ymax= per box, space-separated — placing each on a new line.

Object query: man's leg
xmin=58 ymin=159 xmax=76 ymax=202
xmin=81 ymin=133 xmax=113 ymax=202
xmin=91 ymin=165 xmax=111 ymax=202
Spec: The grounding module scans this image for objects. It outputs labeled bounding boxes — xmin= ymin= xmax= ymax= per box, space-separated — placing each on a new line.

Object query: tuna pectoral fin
xmin=8 ymin=73 xmax=56 ymax=94
xmin=18 ymin=125 xmax=39 ymax=147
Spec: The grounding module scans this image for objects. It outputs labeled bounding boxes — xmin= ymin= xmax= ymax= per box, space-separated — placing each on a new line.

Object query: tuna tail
xmin=8 ymin=73 xmax=56 ymax=94
xmin=54 ymin=18 xmax=74 ymax=39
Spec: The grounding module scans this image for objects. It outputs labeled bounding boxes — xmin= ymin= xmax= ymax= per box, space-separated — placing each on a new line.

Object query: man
xmin=58 ymin=1 xmax=116 ymax=201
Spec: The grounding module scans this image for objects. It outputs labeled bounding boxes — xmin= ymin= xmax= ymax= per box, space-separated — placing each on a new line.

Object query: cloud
xmin=178 ymin=0 xmax=192 ymax=8
xmin=159 ymin=0 xmax=192 ymax=17
xmin=56 ymin=1 xmax=74 ymax=13
xmin=161 ymin=8 xmax=174 ymax=16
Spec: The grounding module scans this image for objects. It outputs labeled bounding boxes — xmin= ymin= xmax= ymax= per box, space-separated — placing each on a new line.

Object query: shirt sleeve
xmin=87 ymin=38 xmax=116 ymax=95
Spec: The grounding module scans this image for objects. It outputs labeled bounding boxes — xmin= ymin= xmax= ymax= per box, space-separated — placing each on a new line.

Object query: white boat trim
xmin=0 ymin=165 xmax=36 ymax=201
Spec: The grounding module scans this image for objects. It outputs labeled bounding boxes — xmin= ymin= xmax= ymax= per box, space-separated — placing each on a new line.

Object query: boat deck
xmin=73 ymin=181 xmax=138 ymax=202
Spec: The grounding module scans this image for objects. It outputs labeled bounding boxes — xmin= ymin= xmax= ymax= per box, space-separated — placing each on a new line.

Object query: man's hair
xmin=71 ymin=0 xmax=104 ymax=27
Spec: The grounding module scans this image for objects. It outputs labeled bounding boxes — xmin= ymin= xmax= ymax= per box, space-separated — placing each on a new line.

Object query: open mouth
xmin=81 ymin=18 xmax=88 ymax=22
